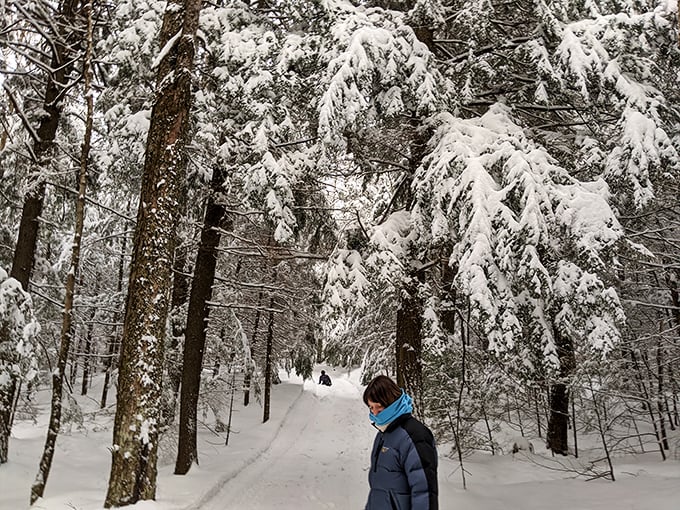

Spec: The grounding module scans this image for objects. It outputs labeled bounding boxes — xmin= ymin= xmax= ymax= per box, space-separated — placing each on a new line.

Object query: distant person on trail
xmin=363 ymin=375 xmax=438 ymax=510
xmin=319 ymin=370 xmax=332 ymax=386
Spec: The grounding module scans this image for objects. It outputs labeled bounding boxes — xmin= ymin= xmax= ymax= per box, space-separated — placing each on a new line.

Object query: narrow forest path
xmin=197 ymin=371 xmax=376 ymax=509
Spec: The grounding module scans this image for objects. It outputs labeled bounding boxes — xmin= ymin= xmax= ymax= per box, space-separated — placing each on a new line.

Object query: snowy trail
xmin=198 ymin=373 xmax=375 ymax=510
xmin=5 ymin=368 xmax=680 ymax=510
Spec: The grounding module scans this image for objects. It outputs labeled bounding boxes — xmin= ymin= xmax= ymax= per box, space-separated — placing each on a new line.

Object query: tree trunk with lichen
xmin=104 ymin=0 xmax=201 ymax=506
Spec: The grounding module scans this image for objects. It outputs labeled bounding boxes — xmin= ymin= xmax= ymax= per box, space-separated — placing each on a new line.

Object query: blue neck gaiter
xmin=369 ymin=390 xmax=413 ymax=426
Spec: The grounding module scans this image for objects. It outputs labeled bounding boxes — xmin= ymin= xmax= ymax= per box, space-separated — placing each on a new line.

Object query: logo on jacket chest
xmin=381 ymin=446 xmax=390 ymax=453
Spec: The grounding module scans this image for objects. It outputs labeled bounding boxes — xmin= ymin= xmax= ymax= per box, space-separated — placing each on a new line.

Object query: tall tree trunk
xmin=30 ymin=0 xmax=93 ymax=499
xmin=0 ymin=0 xmax=80 ymax=466
xmin=263 ymin=270 xmax=277 ymax=424
xmin=70 ymin=335 xmax=82 ymax=389
xmin=101 ymin=232 xmax=128 ymax=409
xmin=546 ymin=382 xmax=570 ymax=455
xmin=655 ymin=337 xmax=669 ymax=450
xmin=81 ymin=320 xmax=94 ymax=396
xmin=0 ymin=96 xmax=12 ymax=151
xmin=0 ymin=376 xmax=17 ymax=465
xmin=105 ymin=0 xmax=201 ymax=505
xmin=244 ymin=291 xmax=264 ymax=407
xmin=162 ymin=243 xmax=190 ymax=428
xmin=667 ymin=269 xmax=680 ymax=332
xmin=546 ymin=328 xmax=575 ymax=455
xmin=394 ymin=113 xmax=429 ymax=413
xmin=396 ymin=273 xmax=424 ymax=412
xmin=174 ymin=167 xmax=226 ymax=475
xmin=100 ymin=334 xmax=117 ymax=409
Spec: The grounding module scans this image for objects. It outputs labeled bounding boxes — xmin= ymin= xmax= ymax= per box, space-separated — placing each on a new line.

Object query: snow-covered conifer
xmin=0 ymin=267 xmax=40 ymax=462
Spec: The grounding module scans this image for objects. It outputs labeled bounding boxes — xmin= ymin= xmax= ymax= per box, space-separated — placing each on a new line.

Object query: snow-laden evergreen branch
xmin=412 ymin=104 xmax=624 ymax=367
xmin=0 ymin=268 xmax=40 ymax=392
xmin=317 ymin=3 xmax=444 ymax=149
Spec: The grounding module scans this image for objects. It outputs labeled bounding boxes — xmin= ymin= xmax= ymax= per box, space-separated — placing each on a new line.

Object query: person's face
xmin=367 ymin=399 xmax=384 ymax=416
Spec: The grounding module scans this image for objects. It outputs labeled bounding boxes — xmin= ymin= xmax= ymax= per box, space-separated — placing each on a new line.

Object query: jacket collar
xmin=373 ymin=413 xmax=412 ymax=434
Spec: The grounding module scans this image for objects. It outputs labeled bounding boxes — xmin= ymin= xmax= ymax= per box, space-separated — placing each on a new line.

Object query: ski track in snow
xmin=196 ymin=376 xmax=374 ymax=510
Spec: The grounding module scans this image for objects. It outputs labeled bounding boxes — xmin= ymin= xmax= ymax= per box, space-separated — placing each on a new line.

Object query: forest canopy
xmin=0 ymin=0 xmax=678 ymax=506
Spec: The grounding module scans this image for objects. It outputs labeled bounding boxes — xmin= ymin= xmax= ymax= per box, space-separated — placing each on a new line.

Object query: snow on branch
xmin=317 ymin=5 xmax=443 ymax=149
xmin=0 ymin=268 xmax=40 ymax=388
xmin=412 ymin=104 xmax=624 ymax=362
xmin=151 ymin=29 xmax=182 ymax=70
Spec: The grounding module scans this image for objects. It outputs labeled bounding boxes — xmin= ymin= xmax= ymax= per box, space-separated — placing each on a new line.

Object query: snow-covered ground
xmin=2 ymin=367 xmax=679 ymax=510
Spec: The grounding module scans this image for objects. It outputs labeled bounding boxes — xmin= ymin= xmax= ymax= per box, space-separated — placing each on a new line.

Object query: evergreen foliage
xmin=0 ymin=0 xmax=678 ymax=497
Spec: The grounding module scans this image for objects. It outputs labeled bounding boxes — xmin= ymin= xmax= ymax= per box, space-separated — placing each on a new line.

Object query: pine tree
xmin=175 ymin=166 xmax=227 ymax=474
xmin=104 ymin=0 xmax=202 ymax=505
xmin=432 ymin=0 xmax=680 ymax=453
xmin=320 ymin=0 xmax=646 ymax=453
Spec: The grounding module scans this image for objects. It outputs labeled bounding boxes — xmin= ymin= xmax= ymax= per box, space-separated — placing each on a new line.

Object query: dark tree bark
xmin=655 ymin=339 xmax=670 ymax=450
xmin=10 ymin=0 xmax=82 ymax=286
xmin=81 ymin=320 xmax=94 ymax=396
xmin=100 ymin=232 xmax=128 ymax=409
xmin=174 ymin=167 xmax=227 ymax=475
xmin=0 ymin=0 xmax=81 ymax=465
xmin=105 ymin=0 xmax=202 ymax=505
xmin=668 ymin=269 xmax=680 ymax=332
xmin=392 ymin=92 xmax=431 ymax=413
xmin=100 ymin=334 xmax=118 ymax=409
xmin=263 ymin=272 xmax=277 ymax=424
xmin=396 ymin=273 xmax=424 ymax=413
xmin=546 ymin=329 xmax=576 ymax=455
xmin=0 ymin=354 xmax=17 ymax=465
xmin=70 ymin=336 xmax=82 ymax=388
xmin=546 ymin=383 xmax=570 ymax=455
xmin=162 ymin=243 xmax=190 ymax=427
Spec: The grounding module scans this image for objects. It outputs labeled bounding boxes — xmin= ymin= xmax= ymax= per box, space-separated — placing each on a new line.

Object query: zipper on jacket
xmin=389 ymin=491 xmax=399 ymax=510
xmin=373 ymin=435 xmax=384 ymax=472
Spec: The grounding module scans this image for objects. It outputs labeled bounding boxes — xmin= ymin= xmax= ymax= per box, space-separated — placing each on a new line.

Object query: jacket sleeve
xmin=402 ymin=422 xmax=438 ymax=510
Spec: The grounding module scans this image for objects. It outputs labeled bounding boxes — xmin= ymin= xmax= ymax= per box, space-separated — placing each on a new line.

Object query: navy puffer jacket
xmin=366 ymin=413 xmax=438 ymax=510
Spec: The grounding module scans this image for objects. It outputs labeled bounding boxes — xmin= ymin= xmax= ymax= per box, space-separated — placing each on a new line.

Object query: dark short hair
xmin=363 ymin=375 xmax=401 ymax=407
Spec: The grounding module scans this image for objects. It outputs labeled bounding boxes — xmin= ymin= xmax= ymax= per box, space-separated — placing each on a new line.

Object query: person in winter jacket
xmin=319 ymin=370 xmax=332 ymax=386
xmin=363 ymin=375 xmax=438 ymax=510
